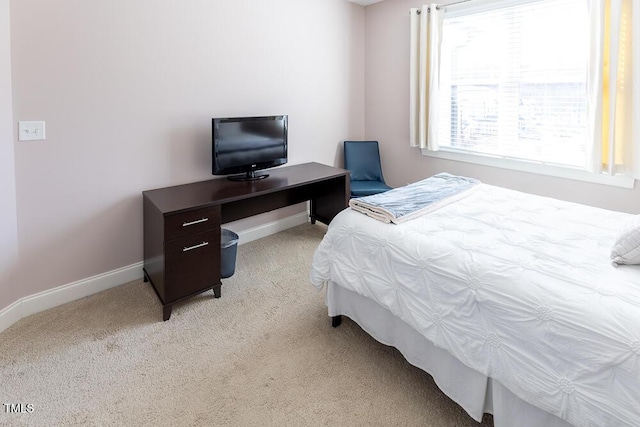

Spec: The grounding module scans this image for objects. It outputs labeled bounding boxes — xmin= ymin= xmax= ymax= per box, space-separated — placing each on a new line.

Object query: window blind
xmin=437 ymin=0 xmax=589 ymax=168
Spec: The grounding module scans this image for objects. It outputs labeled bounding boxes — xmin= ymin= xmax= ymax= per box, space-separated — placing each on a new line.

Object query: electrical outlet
xmin=18 ymin=121 xmax=46 ymax=141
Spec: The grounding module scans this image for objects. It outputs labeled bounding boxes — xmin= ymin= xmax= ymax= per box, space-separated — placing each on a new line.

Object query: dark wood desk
xmin=142 ymin=162 xmax=350 ymax=320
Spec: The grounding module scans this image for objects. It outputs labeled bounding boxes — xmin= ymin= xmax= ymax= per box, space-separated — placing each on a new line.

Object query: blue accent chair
xmin=344 ymin=140 xmax=393 ymax=198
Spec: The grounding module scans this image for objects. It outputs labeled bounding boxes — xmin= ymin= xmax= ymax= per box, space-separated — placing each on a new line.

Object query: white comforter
xmin=310 ymin=184 xmax=640 ymax=427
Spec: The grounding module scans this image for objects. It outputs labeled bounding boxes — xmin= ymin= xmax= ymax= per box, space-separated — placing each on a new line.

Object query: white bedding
xmin=310 ymin=184 xmax=640 ymax=427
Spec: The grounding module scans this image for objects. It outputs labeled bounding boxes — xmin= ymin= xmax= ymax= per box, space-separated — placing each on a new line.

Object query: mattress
xmin=310 ymin=183 xmax=640 ymax=427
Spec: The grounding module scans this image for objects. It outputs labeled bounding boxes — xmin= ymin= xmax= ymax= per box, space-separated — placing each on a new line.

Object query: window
xmin=439 ymin=0 xmax=588 ymax=168
xmin=409 ymin=0 xmax=638 ymax=187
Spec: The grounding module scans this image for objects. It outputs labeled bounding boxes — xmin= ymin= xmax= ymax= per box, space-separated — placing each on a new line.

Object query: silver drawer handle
xmin=183 ymin=241 xmax=209 ymax=252
xmin=182 ymin=218 xmax=209 ymax=227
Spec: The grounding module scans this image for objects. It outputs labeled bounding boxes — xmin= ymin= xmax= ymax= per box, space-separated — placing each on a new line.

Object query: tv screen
xmin=212 ymin=115 xmax=288 ymax=181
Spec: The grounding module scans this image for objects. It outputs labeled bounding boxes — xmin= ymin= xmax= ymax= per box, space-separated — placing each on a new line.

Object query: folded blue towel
xmin=349 ymin=173 xmax=480 ymax=224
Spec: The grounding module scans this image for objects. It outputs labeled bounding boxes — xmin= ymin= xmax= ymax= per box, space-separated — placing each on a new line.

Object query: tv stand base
xmin=227 ymin=171 xmax=269 ymax=181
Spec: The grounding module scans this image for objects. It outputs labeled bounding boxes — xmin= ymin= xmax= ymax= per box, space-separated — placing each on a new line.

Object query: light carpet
xmin=0 ymin=223 xmax=492 ymax=426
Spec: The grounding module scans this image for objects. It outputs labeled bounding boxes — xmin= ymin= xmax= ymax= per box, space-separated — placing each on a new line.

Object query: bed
xmin=309 ymin=178 xmax=640 ymax=427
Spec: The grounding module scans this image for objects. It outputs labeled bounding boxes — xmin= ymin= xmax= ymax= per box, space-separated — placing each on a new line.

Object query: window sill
xmin=420 ymin=148 xmax=636 ymax=189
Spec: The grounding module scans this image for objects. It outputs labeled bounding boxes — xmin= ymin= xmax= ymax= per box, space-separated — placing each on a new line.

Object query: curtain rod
xmin=414 ymin=0 xmax=471 ymax=14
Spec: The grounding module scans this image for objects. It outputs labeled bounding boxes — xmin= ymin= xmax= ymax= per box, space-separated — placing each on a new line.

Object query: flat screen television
xmin=212 ymin=115 xmax=288 ymax=181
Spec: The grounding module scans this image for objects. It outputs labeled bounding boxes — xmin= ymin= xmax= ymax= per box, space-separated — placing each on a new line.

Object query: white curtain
xmin=409 ymin=4 xmax=444 ymax=150
xmin=585 ymin=0 xmax=604 ymax=174
xmin=632 ymin=0 xmax=640 ymax=179
xmin=586 ymin=0 xmax=638 ymax=178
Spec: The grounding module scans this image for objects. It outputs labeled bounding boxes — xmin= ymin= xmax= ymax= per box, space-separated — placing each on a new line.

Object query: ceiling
xmin=345 ymin=0 xmax=385 ymax=6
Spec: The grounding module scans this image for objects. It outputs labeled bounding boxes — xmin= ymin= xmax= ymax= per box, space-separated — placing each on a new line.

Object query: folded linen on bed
xmin=349 ymin=173 xmax=480 ymax=224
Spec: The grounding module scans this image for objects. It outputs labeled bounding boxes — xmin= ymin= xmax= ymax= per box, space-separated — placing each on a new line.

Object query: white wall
xmin=0 ymin=0 xmax=18 ymax=310
xmin=6 ymin=0 xmax=365 ymax=310
xmin=364 ymin=0 xmax=640 ymax=214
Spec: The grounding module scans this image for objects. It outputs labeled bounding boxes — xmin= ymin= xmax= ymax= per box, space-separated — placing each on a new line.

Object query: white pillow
xmin=611 ymin=215 xmax=640 ymax=267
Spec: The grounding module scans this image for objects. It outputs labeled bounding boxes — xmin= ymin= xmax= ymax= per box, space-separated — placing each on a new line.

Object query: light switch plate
xmin=18 ymin=121 xmax=46 ymax=141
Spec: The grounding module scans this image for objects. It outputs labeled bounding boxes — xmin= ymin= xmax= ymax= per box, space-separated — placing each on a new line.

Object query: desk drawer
xmin=164 ymin=229 xmax=220 ymax=302
xmin=165 ymin=206 xmax=220 ymax=240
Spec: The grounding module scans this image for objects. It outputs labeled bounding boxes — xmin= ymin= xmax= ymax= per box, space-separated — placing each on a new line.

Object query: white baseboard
xmin=0 ymin=262 xmax=144 ymax=334
xmin=233 ymin=211 xmax=310 ymax=246
xmin=0 ymin=212 xmax=310 ymax=334
xmin=0 ymin=300 xmax=22 ymax=334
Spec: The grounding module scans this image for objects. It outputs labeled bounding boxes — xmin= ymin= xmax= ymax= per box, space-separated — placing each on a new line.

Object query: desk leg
xmin=309 ymin=176 xmax=349 ymax=225
xmin=163 ymin=304 xmax=172 ymax=321
xmin=309 ymin=199 xmax=317 ymax=224
xmin=213 ymin=283 xmax=221 ymax=298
